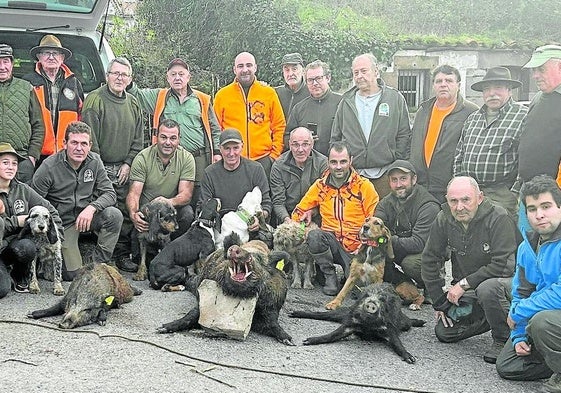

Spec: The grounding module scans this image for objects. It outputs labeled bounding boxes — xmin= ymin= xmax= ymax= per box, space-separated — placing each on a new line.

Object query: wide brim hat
xmin=30 ymin=34 xmax=72 ymax=59
xmin=471 ymin=67 xmax=522 ymax=91
xmin=523 ymin=44 xmax=561 ymax=68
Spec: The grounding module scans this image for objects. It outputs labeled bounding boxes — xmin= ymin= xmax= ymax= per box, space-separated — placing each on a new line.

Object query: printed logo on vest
xmin=482 ymin=242 xmax=491 ymax=253
xmin=84 ymin=169 xmax=94 ymax=183
xmin=63 ymin=88 xmax=76 ymax=101
xmin=13 ymin=199 xmax=25 ymax=214
xmin=378 ymin=103 xmax=390 ymax=117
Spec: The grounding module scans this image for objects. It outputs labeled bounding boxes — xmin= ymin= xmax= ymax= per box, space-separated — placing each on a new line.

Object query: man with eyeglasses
xmin=421 ymin=176 xmax=517 ymax=364
xmin=24 ymin=34 xmax=83 ymax=164
xmin=284 ymin=60 xmax=342 ymax=155
xmin=331 ymin=53 xmax=411 ymax=199
xmin=275 ymin=53 xmax=309 ymax=127
xmin=81 ymin=57 xmax=144 ymax=272
xmin=126 ymin=119 xmax=196 ymax=275
xmin=270 ymin=127 xmax=327 ymax=225
xmin=374 ymin=160 xmax=440 ymax=300
xmin=0 ymin=43 xmax=45 ymax=184
xmin=129 ymin=58 xmax=221 ymax=210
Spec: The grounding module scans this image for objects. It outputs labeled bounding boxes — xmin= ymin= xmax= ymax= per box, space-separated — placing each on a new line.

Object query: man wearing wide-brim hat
xmin=454 ymin=66 xmax=528 ymax=218
xmin=23 ymin=34 xmax=84 ymax=161
xmin=0 ymin=43 xmax=45 ymax=184
xmin=516 ymin=45 xmax=561 ymax=193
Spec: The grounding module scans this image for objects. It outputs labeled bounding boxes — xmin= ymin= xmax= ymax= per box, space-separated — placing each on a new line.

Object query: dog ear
xmin=18 ymin=218 xmax=32 ymax=240
xmin=215 ymin=214 xmax=222 ymax=232
xmin=47 ymin=216 xmax=60 ymax=244
xmin=383 ymin=225 xmax=395 ymax=260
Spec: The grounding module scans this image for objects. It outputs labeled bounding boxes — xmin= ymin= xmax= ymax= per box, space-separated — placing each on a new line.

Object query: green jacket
xmin=0 ymin=77 xmax=45 ymax=159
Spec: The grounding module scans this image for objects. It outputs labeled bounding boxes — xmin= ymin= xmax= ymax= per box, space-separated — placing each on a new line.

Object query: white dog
xmin=215 ymin=186 xmax=263 ymax=248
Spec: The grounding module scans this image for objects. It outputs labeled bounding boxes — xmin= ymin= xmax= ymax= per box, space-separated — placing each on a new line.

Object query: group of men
xmin=1 ymin=32 xmax=561 ymax=392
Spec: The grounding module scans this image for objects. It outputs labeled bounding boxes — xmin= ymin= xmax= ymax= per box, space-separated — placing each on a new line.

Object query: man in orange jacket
xmin=214 ymin=51 xmax=285 ymax=177
xmin=292 ymin=141 xmax=379 ymax=295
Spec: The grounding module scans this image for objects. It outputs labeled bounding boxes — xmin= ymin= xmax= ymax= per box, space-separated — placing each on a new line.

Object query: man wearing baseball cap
xmin=201 ymin=128 xmax=272 ymax=225
xmin=374 ymin=159 xmax=440 ymax=299
xmin=0 ymin=43 xmax=45 ymax=184
xmin=454 ymin=67 xmax=527 ymax=218
xmin=517 ymin=45 xmax=561 ymax=193
xmin=275 ymin=52 xmax=309 ymax=123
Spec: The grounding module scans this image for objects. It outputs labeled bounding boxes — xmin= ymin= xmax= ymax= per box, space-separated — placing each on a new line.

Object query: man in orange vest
xmin=129 ymin=58 xmax=221 ymax=208
xmin=23 ymin=34 xmax=83 ymax=163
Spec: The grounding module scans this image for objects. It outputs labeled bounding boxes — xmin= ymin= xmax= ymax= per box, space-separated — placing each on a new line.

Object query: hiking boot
xmin=116 ymin=257 xmax=138 ymax=273
xmin=321 ymin=273 xmax=339 ymax=296
xmin=483 ymin=340 xmax=505 ymax=364
xmin=541 ymin=373 xmax=561 ymax=393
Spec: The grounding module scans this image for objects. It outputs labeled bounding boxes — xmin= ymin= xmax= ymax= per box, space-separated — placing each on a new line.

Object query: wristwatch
xmin=459 ymin=278 xmax=470 ymax=290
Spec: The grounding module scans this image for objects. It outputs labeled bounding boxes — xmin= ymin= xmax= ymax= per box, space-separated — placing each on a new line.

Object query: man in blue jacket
xmin=496 ymin=175 xmax=561 ymax=393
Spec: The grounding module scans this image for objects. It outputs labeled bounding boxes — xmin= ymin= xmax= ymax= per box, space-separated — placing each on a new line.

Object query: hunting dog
xmin=18 ymin=205 xmax=64 ymax=296
xmin=134 ymin=199 xmax=178 ymax=281
xmin=273 ymin=221 xmax=318 ymax=289
xmin=149 ymin=198 xmax=221 ymax=291
xmin=326 ymin=216 xmax=425 ymax=311
xmin=290 ymin=283 xmax=425 ymax=363
xmin=158 ymin=232 xmax=294 ymax=345
xmin=215 ymin=186 xmax=266 ymax=248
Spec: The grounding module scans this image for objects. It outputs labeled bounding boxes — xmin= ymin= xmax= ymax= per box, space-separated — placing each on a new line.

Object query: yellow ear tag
xmin=276 ymin=259 xmax=285 ymax=271
xmin=105 ymin=296 xmax=115 ymax=306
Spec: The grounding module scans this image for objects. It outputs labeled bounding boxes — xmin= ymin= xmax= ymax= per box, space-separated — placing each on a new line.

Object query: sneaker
xmin=483 ymin=340 xmax=505 ymax=364
xmin=13 ymin=282 xmax=29 ymax=293
xmin=541 ymin=373 xmax=561 ymax=393
xmin=116 ymin=257 xmax=138 ymax=273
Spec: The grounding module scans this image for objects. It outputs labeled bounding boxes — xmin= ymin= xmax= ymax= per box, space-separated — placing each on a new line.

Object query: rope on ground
xmin=0 ymin=318 xmax=440 ymax=393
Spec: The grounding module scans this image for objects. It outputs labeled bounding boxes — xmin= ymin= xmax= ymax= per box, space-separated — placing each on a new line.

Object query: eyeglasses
xmin=107 ymin=71 xmax=132 ymax=79
xmin=290 ymin=142 xmax=312 ymax=150
xmin=306 ymin=75 xmax=326 ymax=85
xmin=39 ymin=51 xmax=63 ymax=58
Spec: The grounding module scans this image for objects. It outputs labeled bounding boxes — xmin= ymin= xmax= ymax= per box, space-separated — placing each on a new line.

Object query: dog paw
xmin=303 ymin=281 xmax=315 ymax=290
xmin=402 ymin=353 xmax=416 ymax=364
xmin=133 ymin=273 xmax=147 ymax=281
xmin=53 ymin=284 xmax=65 ymax=296
xmin=29 ymin=281 xmax=40 ymax=294
xmin=408 ymin=303 xmax=421 ymax=311
xmin=161 ymin=284 xmax=185 ymax=292
xmin=291 ymin=281 xmax=302 ymax=289
xmin=325 ymin=301 xmax=341 ymax=310
xmin=156 ymin=326 xmax=171 ymax=334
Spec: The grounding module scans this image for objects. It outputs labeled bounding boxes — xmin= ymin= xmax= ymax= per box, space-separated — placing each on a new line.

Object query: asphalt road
xmin=0 ymin=271 xmax=543 ymax=393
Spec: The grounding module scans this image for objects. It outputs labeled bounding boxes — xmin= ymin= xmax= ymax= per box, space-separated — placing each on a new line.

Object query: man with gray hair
xmin=285 ymin=60 xmax=342 ymax=155
xmin=331 ymin=53 xmax=411 ymax=198
xmin=421 ymin=176 xmax=517 ymax=364
xmin=81 ymin=57 xmax=144 ymax=272
xmin=275 ymin=52 xmax=309 ymax=123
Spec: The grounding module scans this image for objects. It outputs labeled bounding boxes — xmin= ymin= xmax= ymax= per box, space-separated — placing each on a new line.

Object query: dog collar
xmin=362 ymin=236 xmax=388 ymax=248
xmin=194 ymin=218 xmax=215 ymax=228
xmin=236 ymin=208 xmax=253 ymax=224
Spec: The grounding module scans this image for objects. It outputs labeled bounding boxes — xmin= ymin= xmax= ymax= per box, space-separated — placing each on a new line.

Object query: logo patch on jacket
xmin=482 ymin=242 xmax=490 ymax=253
xmin=378 ymin=103 xmax=390 ymax=117
xmin=63 ymin=88 xmax=76 ymax=101
xmin=13 ymin=199 xmax=25 ymax=214
xmin=84 ymin=169 xmax=94 ymax=183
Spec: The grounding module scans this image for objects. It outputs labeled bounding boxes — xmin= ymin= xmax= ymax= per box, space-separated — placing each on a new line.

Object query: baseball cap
xmin=220 ymin=129 xmax=243 ymax=146
xmin=281 ymin=53 xmax=303 ymax=66
xmin=386 ymin=160 xmax=416 ymax=175
xmin=0 ymin=142 xmax=25 ymax=161
xmin=167 ymin=58 xmax=190 ymax=71
xmin=523 ymin=45 xmax=561 ymax=68
xmin=0 ymin=44 xmax=13 ymax=59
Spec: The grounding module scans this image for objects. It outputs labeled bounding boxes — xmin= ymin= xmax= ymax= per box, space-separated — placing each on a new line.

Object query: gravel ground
xmin=0 ymin=269 xmax=543 ymax=393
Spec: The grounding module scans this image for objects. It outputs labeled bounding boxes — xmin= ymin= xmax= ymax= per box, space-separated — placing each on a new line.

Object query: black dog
xmin=290 ymin=283 xmax=425 ymax=363
xmin=157 ymin=232 xmax=294 ymax=345
xmin=149 ymin=198 xmax=221 ymax=291
xmin=134 ymin=199 xmax=178 ymax=281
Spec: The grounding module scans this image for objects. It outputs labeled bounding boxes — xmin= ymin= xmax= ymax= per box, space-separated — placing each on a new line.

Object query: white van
xmin=0 ymin=0 xmax=114 ymax=93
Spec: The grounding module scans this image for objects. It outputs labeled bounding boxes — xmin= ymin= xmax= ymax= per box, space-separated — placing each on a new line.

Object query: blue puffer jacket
xmin=510 ymin=226 xmax=561 ymax=345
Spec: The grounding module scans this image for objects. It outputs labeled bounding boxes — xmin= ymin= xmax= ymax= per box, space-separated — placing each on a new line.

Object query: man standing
xmin=517 ymin=45 xmax=561 ymax=188
xmin=421 ymin=176 xmax=517 ymax=364
xmin=201 ymin=128 xmax=271 ymax=223
xmin=214 ymin=51 xmax=285 ymax=177
xmin=24 ymin=34 xmax=83 ymax=162
xmin=0 ymin=43 xmax=45 ymax=184
xmin=374 ymin=160 xmax=440 ymax=295
xmin=285 ymin=60 xmax=343 ymax=155
xmin=32 ymin=121 xmax=123 ymax=280
xmin=270 ymin=127 xmax=327 ymax=225
xmin=275 ymin=53 xmax=309 ymax=124
xmin=129 ymin=58 xmax=221 ymax=207
xmin=127 ymin=119 xmax=195 ymax=243
xmin=454 ymin=67 xmax=527 ymax=217
xmin=331 ymin=53 xmax=410 ymax=198
xmin=292 ymin=142 xmax=379 ymax=295
xmin=496 ymin=175 xmax=561 ymax=393
xmin=81 ymin=57 xmax=144 ymax=272
xmin=410 ymin=65 xmax=478 ymax=203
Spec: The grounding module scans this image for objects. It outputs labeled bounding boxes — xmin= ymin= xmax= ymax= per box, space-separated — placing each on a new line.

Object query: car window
xmin=2 ymin=31 xmax=105 ymax=93
xmin=0 ymin=0 xmax=100 ymax=13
